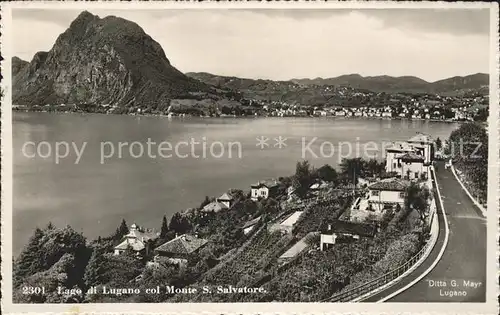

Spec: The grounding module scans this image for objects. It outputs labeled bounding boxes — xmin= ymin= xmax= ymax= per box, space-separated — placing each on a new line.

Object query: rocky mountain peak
xmin=13 ymin=11 xmax=207 ymax=107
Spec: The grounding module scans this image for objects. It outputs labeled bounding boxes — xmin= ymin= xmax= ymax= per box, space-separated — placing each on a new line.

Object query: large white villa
xmin=350 ymin=132 xmax=434 ymax=223
xmin=385 ymin=133 xmax=433 ymax=179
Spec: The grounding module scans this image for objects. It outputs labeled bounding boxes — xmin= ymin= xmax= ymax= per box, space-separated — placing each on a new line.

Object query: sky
xmin=12 ymin=8 xmax=490 ymax=82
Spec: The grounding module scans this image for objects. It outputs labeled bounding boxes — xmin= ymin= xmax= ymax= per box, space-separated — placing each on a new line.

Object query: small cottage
xmin=217 ymin=192 xmax=234 ymax=208
xmin=251 ymin=179 xmax=279 ymax=201
xmin=114 ymin=223 xmax=159 ymax=257
xmin=154 ymin=234 xmax=208 ymax=266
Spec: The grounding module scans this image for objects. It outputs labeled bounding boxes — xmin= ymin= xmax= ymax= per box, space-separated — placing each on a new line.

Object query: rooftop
xmin=155 ymin=234 xmax=208 ymax=255
xmin=251 ymin=179 xmax=279 ymax=189
xmin=217 ymin=192 xmax=234 ymax=201
xmin=400 ymin=152 xmax=425 ymax=162
xmin=322 ymin=220 xmax=377 ymax=237
xmin=280 ymin=211 xmax=304 ymax=226
xmin=386 ymin=141 xmax=415 ymax=153
xmin=369 ymin=178 xmax=410 ymax=192
xmin=242 ymin=216 xmax=262 ymax=229
xmin=408 ymin=133 xmax=434 ymax=144
xmin=279 ymin=232 xmax=316 ymax=259
xmin=310 ymin=181 xmax=329 ymax=190
xmin=114 ymin=239 xmax=145 ymax=252
xmin=202 ymin=201 xmax=228 ymax=213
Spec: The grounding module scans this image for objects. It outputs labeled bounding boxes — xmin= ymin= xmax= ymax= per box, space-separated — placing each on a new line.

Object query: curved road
xmin=364 ymin=162 xmax=487 ymax=302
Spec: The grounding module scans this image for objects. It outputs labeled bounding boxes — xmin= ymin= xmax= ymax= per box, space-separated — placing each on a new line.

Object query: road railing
xmin=321 ymin=166 xmax=440 ymax=303
xmin=321 ymin=231 xmax=435 ymax=302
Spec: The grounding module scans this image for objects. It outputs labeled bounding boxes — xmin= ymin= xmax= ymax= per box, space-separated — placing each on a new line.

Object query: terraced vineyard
xmin=203 ymin=229 xmax=291 ymax=286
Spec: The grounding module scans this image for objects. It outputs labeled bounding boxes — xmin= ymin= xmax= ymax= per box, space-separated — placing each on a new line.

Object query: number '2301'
xmin=22 ymin=286 xmax=46 ymax=295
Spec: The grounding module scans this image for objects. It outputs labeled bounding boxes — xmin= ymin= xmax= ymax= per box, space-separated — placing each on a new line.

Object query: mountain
xmin=12 ymin=11 xmax=208 ymax=107
xmin=186 ymin=72 xmax=376 ymax=107
xmin=290 ymin=73 xmax=488 ymax=95
xmin=428 ymin=73 xmax=489 ymax=94
xmin=12 ymin=56 xmax=29 ymax=78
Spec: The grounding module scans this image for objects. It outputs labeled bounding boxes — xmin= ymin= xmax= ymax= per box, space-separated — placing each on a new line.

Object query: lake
xmin=12 ymin=112 xmax=458 ymax=256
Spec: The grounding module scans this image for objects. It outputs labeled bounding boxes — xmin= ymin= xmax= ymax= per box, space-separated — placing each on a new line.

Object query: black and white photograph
xmin=1 ymin=1 xmax=498 ymax=313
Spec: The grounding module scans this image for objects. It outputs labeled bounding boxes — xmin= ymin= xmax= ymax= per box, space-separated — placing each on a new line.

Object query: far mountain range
xmin=11 ymin=11 xmax=488 ymax=109
xmin=186 ymin=72 xmax=488 ymax=97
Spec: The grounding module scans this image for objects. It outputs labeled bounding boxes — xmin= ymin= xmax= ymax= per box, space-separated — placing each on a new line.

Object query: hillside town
xmin=13 ymin=85 xmax=489 ymax=123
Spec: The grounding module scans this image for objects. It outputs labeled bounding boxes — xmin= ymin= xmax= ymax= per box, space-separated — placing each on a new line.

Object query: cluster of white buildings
xmin=320 ymin=133 xmax=435 ymax=250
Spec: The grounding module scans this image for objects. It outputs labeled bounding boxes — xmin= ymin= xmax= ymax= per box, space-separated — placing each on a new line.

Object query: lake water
xmin=12 ymin=112 xmax=458 ymax=256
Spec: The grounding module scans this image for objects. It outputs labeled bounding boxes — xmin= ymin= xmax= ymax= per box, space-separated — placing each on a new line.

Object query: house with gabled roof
xmin=217 ymin=192 xmax=234 ymax=208
xmin=154 ymin=234 xmax=208 ymax=266
xmin=350 ymin=178 xmax=410 ymax=223
xmin=385 ymin=141 xmax=416 ymax=174
xmin=114 ymin=223 xmax=159 ymax=257
xmin=251 ymin=179 xmax=279 ymax=201
xmin=367 ymin=178 xmax=410 ymax=207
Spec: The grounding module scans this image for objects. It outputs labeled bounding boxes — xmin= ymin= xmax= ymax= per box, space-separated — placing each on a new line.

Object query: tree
xmin=83 ymin=246 xmax=106 ymax=289
xmin=474 ymin=107 xmax=488 ymax=122
xmin=169 ymin=212 xmax=192 ymax=235
xmin=292 ymin=160 xmax=314 ymax=198
xmin=99 ymin=253 xmax=144 ymax=287
xmin=200 ymin=196 xmax=211 ymax=209
xmin=339 ymin=158 xmax=364 ymax=184
xmin=365 ymin=158 xmax=384 ymax=177
xmin=316 ymin=164 xmax=338 ymax=184
xmin=113 ymin=219 xmax=129 ymax=240
xmin=242 ymin=199 xmax=258 ymax=216
xmin=160 ymin=215 xmax=169 ymax=239
xmin=14 ymin=253 xmax=83 ymax=303
xmin=119 ymin=219 xmax=128 ymax=235
xmin=447 ymin=122 xmax=488 ymax=202
xmin=405 ymin=182 xmax=431 ymax=226
xmin=14 ymin=225 xmax=89 ymax=294
xmin=435 ymin=137 xmax=443 ymax=151
xmin=14 ymin=227 xmax=44 ymax=287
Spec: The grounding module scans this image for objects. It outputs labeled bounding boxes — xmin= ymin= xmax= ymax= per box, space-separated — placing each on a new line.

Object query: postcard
xmin=1 ymin=1 xmax=498 ymax=314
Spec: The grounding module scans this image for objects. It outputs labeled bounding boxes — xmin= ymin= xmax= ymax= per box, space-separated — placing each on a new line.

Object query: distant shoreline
xmin=12 ymin=108 xmax=466 ymax=124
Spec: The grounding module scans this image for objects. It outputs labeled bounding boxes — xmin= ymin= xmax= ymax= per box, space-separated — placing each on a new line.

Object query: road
xmin=364 ymin=162 xmax=487 ymax=302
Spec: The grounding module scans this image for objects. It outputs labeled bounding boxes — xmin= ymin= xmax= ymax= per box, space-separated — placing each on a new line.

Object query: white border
xmin=1 ymin=1 xmax=498 ymax=314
